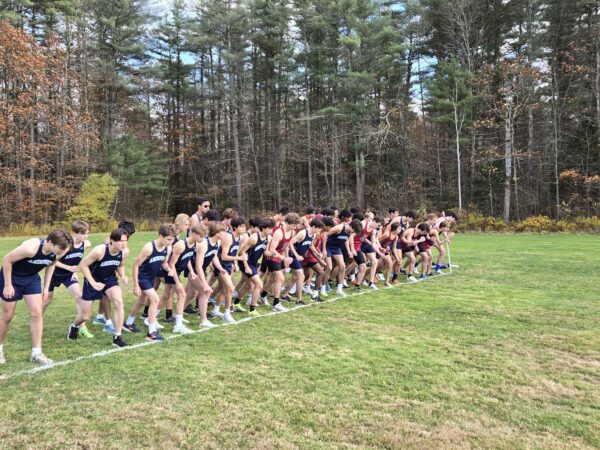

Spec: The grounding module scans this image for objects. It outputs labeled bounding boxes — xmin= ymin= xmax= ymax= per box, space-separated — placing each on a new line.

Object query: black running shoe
xmin=141 ymin=312 xmax=148 ymax=318
xmin=67 ymin=325 xmax=79 ymax=340
xmin=183 ymin=305 xmax=197 ymax=314
xmin=163 ymin=316 xmax=176 ymax=324
xmin=123 ymin=323 xmax=141 ymax=333
xmin=112 ymin=335 xmax=128 ymax=348
xmin=295 ymin=300 xmax=306 ymax=306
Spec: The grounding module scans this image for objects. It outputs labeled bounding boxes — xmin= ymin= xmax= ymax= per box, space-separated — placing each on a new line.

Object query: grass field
xmin=0 ymin=232 xmax=598 ymax=449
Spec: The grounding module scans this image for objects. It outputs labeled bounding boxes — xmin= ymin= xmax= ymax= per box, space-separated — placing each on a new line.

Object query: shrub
xmin=65 ymin=173 xmax=118 ymax=227
xmin=513 ymin=216 xmax=554 ymax=232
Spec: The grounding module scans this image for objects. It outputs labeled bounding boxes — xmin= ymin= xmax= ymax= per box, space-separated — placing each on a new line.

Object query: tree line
xmin=0 ymin=0 xmax=599 ymax=227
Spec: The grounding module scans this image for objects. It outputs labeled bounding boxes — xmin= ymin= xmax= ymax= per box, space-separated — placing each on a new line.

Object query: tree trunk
xmin=503 ymin=104 xmax=512 ymax=223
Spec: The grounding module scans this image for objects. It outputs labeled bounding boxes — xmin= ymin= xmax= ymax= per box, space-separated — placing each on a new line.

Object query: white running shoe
xmin=0 ymin=348 xmax=5 ymax=364
xmin=201 ymin=320 xmax=216 ymax=328
xmin=408 ymin=275 xmax=417 ymax=282
xmin=385 ymin=282 xmax=392 ymax=288
xmin=259 ymin=296 xmax=270 ymax=307
xmin=144 ymin=318 xmax=165 ymax=329
xmin=377 ymin=273 xmax=385 ymax=281
xmin=369 ymin=283 xmax=379 ymax=291
xmin=303 ymin=285 xmax=312 ymax=295
xmin=182 ymin=317 xmax=189 ymax=324
xmin=222 ymin=312 xmax=236 ymax=324
xmin=211 ymin=307 xmax=224 ymax=318
xmin=30 ymin=353 xmax=53 ymax=365
xmin=173 ymin=324 xmax=193 ymax=334
xmin=272 ymin=303 xmax=288 ymax=312
xmin=336 ymin=288 xmax=346 ymax=296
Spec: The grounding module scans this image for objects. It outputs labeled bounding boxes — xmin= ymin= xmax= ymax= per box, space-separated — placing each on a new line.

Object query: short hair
xmin=373 ymin=216 xmax=385 ymax=224
xmin=249 ymin=217 xmax=261 ymax=228
xmin=352 ymin=213 xmax=364 ymax=221
xmin=445 ymin=210 xmax=459 ymax=221
xmin=71 ymin=221 xmax=89 ymax=234
xmin=205 ymin=209 xmax=221 ymax=222
xmin=208 ymin=221 xmax=226 ymax=237
xmin=350 ymin=219 xmax=363 ymax=234
xmin=388 ymin=207 xmax=399 ymax=214
xmin=118 ymin=220 xmax=135 ymax=236
xmin=321 ymin=208 xmax=334 ymax=217
xmin=197 ymin=196 xmax=211 ymax=206
xmin=427 ymin=213 xmax=437 ymax=221
xmin=390 ymin=223 xmax=400 ymax=232
xmin=285 ymin=213 xmax=301 ymax=225
xmin=231 ymin=217 xmax=246 ymax=230
xmin=159 ymin=223 xmax=176 ymax=237
xmin=278 ymin=206 xmax=290 ymax=215
xmin=305 ymin=206 xmax=316 ymax=215
xmin=438 ymin=221 xmax=449 ymax=229
xmin=174 ymin=213 xmax=190 ymax=228
xmin=110 ymin=228 xmax=129 ymax=242
xmin=350 ymin=206 xmax=361 ymax=215
xmin=417 ymin=223 xmax=430 ymax=233
xmin=222 ymin=208 xmax=238 ymax=220
xmin=339 ymin=209 xmax=352 ymax=219
xmin=322 ymin=217 xmax=335 ymax=228
xmin=310 ymin=218 xmax=325 ymax=228
xmin=330 ymin=205 xmax=339 ymax=212
xmin=259 ymin=218 xmax=275 ymax=230
xmin=189 ymin=224 xmax=207 ymax=236
xmin=48 ymin=229 xmax=73 ymax=251
xmin=403 ymin=210 xmax=417 ymax=219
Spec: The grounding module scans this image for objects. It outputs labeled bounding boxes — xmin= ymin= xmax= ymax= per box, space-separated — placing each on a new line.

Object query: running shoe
xmin=164 ymin=316 xmax=176 ymax=324
xmin=272 ymin=303 xmax=288 ymax=312
xmin=92 ymin=316 xmax=106 ymax=326
xmin=248 ymin=309 xmax=260 ymax=318
xmin=408 ymin=275 xmax=417 ymax=282
xmin=335 ymin=288 xmax=346 ymax=296
xmin=0 ymin=348 xmax=5 ymax=364
xmin=67 ymin=324 xmax=79 ymax=340
xmin=173 ymin=324 xmax=193 ymax=334
xmin=112 ymin=335 xmax=128 ymax=348
xmin=103 ymin=323 xmax=116 ymax=335
xmin=183 ymin=305 xmax=198 ymax=314
xmin=78 ymin=327 xmax=94 ymax=338
xmin=368 ymin=283 xmax=379 ymax=290
xmin=123 ymin=323 xmax=141 ymax=333
xmin=30 ymin=353 xmax=53 ymax=365
xmin=420 ymin=274 xmax=428 ymax=280
xmin=144 ymin=318 xmax=165 ymax=329
xmin=234 ymin=304 xmax=247 ymax=313
xmin=222 ymin=312 xmax=236 ymax=323
xmin=200 ymin=320 xmax=216 ymax=328
xmin=211 ymin=308 xmax=224 ymax=318
xmin=295 ymin=300 xmax=306 ymax=306
xmin=146 ymin=331 xmax=164 ymax=341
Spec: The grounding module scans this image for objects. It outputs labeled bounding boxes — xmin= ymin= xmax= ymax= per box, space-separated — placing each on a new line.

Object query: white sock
xmin=175 ymin=315 xmax=183 ymax=327
xmin=96 ymin=313 xmax=105 ymax=320
xmin=212 ymin=305 xmax=220 ymax=313
xmin=105 ymin=319 xmax=114 ymax=326
xmin=337 ymin=284 xmax=343 ymax=290
xmin=31 ymin=347 xmax=41 ymax=357
xmin=148 ymin=323 xmax=157 ymax=334
xmin=320 ymin=286 xmax=326 ymax=293
xmin=126 ymin=316 xmax=136 ymax=326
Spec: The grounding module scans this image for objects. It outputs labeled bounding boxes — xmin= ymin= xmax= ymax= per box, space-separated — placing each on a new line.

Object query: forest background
xmin=1 ymin=0 xmax=599 ymax=228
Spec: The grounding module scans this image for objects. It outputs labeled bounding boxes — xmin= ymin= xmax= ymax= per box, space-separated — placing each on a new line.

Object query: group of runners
xmin=0 ymin=198 xmax=457 ymax=366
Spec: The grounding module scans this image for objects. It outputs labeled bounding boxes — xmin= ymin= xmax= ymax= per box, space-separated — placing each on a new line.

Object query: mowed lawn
xmin=0 ymin=232 xmax=598 ymax=449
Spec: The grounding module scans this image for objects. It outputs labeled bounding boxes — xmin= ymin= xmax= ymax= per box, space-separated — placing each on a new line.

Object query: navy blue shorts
xmin=266 ymin=260 xmax=283 ymax=272
xmin=327 ymin=246 xmax=343 ymax=257
xmin=239 ymin=262 xmax=259 ymax=277
xmin=82 ymin=277 xmax=119 ymax=301
xmin=0 ymin=272 xmax=42 ymax=302
xmin=49 ymin=274 xmax=78 ymax=292
xmin=361 ymin=243 xmax=375 ymax=254
xmin=138 ymin=276 xmax=158 ymax=291
xmin=164 ymin=269 xmax=186 ymax=285
xmin=290 ymin=259 xmax=303 ymax=270
xmin=221 ymin=262 xmax=234 ymax=275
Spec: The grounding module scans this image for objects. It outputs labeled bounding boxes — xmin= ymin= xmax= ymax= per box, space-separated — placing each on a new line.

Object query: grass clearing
xmin=0 ymin=233 xmax=599 ymax=448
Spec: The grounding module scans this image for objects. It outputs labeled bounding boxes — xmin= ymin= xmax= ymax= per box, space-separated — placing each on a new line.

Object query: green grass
xmin=0 ymin=233 xmax=599 ymax=449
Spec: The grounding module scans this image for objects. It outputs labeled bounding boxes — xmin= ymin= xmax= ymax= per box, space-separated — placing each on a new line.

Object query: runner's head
xmin=174 ymin=213 xmax=190 ymax=234
xmin=339 ymin=209 xmax=352 ymax=223
xmin=118 ymin=219 xmax=136 ymax=236
xmin=231 ymin=217 xmax=246 ymax=234
xmin=47 ymin=228 xmax=73 ymax=254
xmin=71 ymin=221 xmax=90 ymax=240
xmin=110 ymin=228 xmax=129 ymax=250
xmin=158 ymin=223 xmax=177 ymax=246
xmin=208 ymin=221 xmax=227 ymax=239
xmin=350 ymin=219 xmax=363 ymax=234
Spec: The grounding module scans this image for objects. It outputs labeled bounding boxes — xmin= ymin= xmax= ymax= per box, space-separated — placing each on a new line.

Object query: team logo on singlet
xmin=206 ymin=250 xmax=217 ymax=258
xmin=100 ymin=260 xmax=121 ymax=268
xmin=63 ymin=252 xmax=83 ymax=260
xmin=181 ymin=251 xmax=194 ymax=261
xmin=28 ymin=259 xmax=53 ymax=266
xmin=148 ymin=255 xmax=165 ymax=264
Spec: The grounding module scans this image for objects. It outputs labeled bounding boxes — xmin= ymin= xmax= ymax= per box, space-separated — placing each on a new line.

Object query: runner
xmin=0 ymin=229 xmax=72 ymax=365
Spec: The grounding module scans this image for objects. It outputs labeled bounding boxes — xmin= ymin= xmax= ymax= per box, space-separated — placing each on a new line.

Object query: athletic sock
xmin=125 ymin=316 xmax=136 ymax=326
xmin=143 ymin=306 xmax=149 ymax=316
xmin=31 ymin=347 xmax=41 ymax=357
xmin=260 ymin=290 xmax=268 ymax=298
xmin=175 ymin=315 xmax=183 ymax=327
xmin=71 ymin=323 xmax=79 ymax=329
xmin=165 ymin=309 xmax=173 ymax=320
xmin=105 ymin=319 xmax=114 ymax=326
xmin=250 ymin=305 xmax=256 ymax=312
xmin=148 ymin=323 xmax=157 ymax=334
xmin=96 ymin=313 xmax=105 ymax=320
xmin=234 ymin=298 xmax=241 ymax=305
xmin=273 ymin=298 xmax=280 ymax=306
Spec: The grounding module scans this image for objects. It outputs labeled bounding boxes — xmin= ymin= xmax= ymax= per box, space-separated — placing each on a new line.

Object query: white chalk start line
xmin=0 ymin=269 xmax=458 ymax=381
